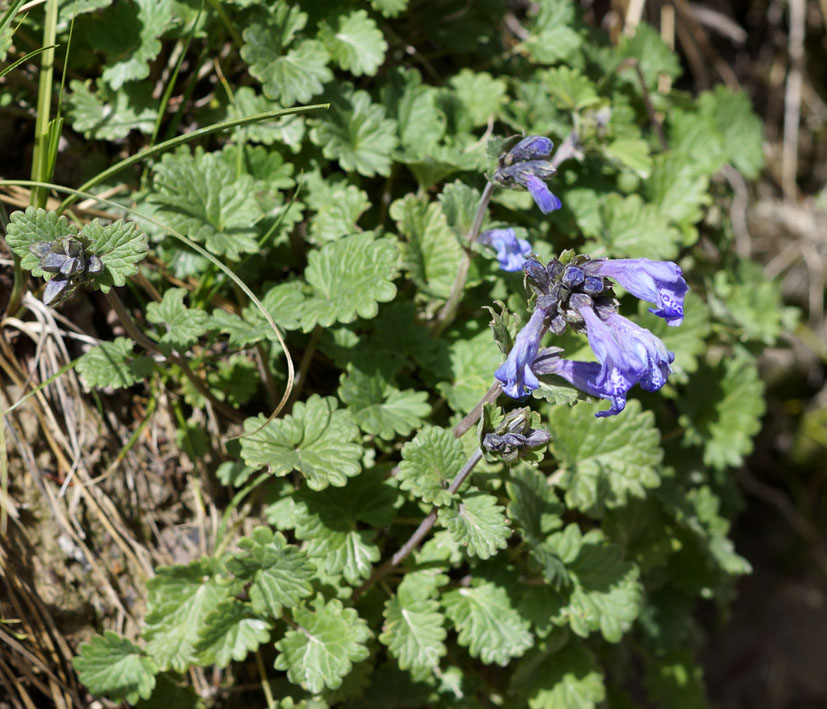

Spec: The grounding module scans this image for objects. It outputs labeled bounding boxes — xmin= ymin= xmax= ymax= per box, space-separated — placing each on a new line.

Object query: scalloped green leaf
xmin=76 ymin=337 xmax=154 ymax=390
xmin=309 ymin=83 xmax=398 ymax=177
xmin=274 ymin=596 xmax=371 ymax=694
xmin=512 ymin=643 xmax=606 ymax=709
xmin=240 ymin=3 xmax=331 ymax=106
xmin=443 ymin=578 xmax=533 ymax=665
xmin=543 ymin=66 xmax=600 ymax=111
xmin=66 ymin=79 xmax=157 ymax=140
xmin=678 ymin=355 xmax=765 ymax=471
xmin=308 ymin=184 xmax=370 ymax=244
xmin=291 ymin=468 xmax=398 ymax=584
xmin=81 ymin=219 xmax=149 ymax=291
xmin=227 ymin=527 xmax=315 ymax=618
xmin=73 ymin=631 xmax=158 ymax=706
xmin=380 ymin=596 xmax=447 ymax=678
xmin=338 ymin=365 xmax=430 ymax=440
xmin=371 ymin=0 xmax=408 ymax=17
xmin=398 ymin=426 xmax=465 ymax=506
xmin=4 ymin=207 xmax=78 ymax=277
xmin=87 ymin=0 xmax=173 ymax=90
xmin=147 ymin=147 xmax=263 ymax=260
xmin=143 ymin=558 xmax=237 ymax=672
xmin=299 ymin=231 xmax=399 ymax=331
xmin=593 ymin=193 xmax=681 ymax=260
xmin=240 ymin=394 xmax=362 ymax=491
xmin=319 ymin=9 xmax=387 ymax=77
xmin=449 ymin=69 xmax=507 ymax=129
xmin=146 ymin=288 xmax=209 ymax=351
xmin=390 ymin=194 xmax=463 ymax=300
xmin=438 ymin=490 xmax=511 ymax=560
xmin=194 ymin=600 xmax=272 ymax=668
xmin=549 ymin=400 xmax=663 ymax=515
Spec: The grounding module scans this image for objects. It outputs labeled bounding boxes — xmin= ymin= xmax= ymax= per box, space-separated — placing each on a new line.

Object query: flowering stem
xmin=431 ymin=181 xmax=495 ymax=337
xmin=452 ymin=381 xmax=502 ymax=438
xmin=353 ymin=447 xmax=484 ymax=600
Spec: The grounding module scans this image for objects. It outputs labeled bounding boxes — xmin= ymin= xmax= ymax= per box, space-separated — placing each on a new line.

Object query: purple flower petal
xmin=495 ymin=307 xmax=547 ymax=398
xmin=587 ymin=258 xmax=688 ymax=326
xmin=479 ymin=228 xmax=532 ymax=272
xmin=522 ymin=174 xmax=562 ymax=214
xmin=533 ymin=352 xmax=629 ymax=417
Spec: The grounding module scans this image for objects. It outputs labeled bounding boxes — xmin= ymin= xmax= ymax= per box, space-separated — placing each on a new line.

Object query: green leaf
xmin=65 ymin=79 xmax=157 ymax=140
xmin=338 ymin=365 xmax=430 ymax=440
xmin=647 ymin=154 xmax=710 ymax=231
xmin=711 ymin=261 xmax=785 ymax=344
xmin=146 ymin=288 xmax=209 ymax=351
xmin=549 ymin=400 xmax=663 ymax=515
xmin=240 ymin=394 xmax=362 ymax=491
xmin=291 ymin=468 xmax=397 ymax=584
xmin=644 ymin=649 xmax=708 ymax=709
xmin=562 ymin=529 xmax=643 ymax=641
xmin=449 ymin=69 xmax=507 ymax=128
xmin=220 ymin=87 xmax=305 ymax=149
xmin=211 ymin=281 xmax=305 ymax=348
xmin=678 ymin=356 xmax=765 ymax=470
xmin=438 ymin=490 xmax=511 ymax=559
xmin=73 ymin=631 xmax=158 ymax=706
xmin=443 ymin=577 xmax=533 ymax=665
xmin=436 ymin=328 xmax=502 ymax=414
xmin=319 ymin=10 xmax=387 ymax=77
xmin=76 ymin=338 xmax=154 ymax=389
xmin=390 ymin=194 xmax=463 ymax=301
xmin=226 ymin=527 xmax=315 ymax=618
xmin=87 ymin=0 xmax=174 ymax=90
xmin=4 ymin=207 xmax=78 ymax=276
xmin=310 ymin=83 xmax=398 ymax=177
xmin=594 ymin=193 xmax=681 ymax=260
xmin=383 ymin=67 xmax=445 ymax=157
xmin=274 ymin=596 xmax=371 ymax=694
xmin=194 ymin=600 xmax=272 ymax=668
xmin=308 ymin=184 xmax=369 ymax=244
xmin=241 ymin=4 xmax=331 ymax=106
xmin=380 ymin=596 xmax=447 ymax=678
xmin=300 ymin=231 xmax=399 ymax=331
xmin=82 ymin=219 xmax=149 ymax=292
xmin=143 ymin=558 xmax=236 ymax=672
xmin=398 ymin=426 xmax=465 ymax=506
xmin=617 ymin=23 xmax=681 ymax=88
xmin=603 ymin=137 xmax=652 ymax=178
xmin=371 ymin=0 xmax=408 ymax=17
xmin=543 ymin=67 xmax=600 ymax=111
xmin=439 ymin=180 xmax=480 ymax=238
xmin=524 ymin=0 xmax=582 ymax=65
xmin=698 ymin=86 xmax=764 ymax=178
xmin=148 ymin=147 xmax=263 ymax=260
xmin=512 ymin=642 xmax=606 ymax=709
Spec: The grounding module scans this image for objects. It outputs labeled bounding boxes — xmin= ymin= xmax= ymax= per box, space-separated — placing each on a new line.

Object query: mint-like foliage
xmin=398 ymin=426 xmax=465 ymax=506
xmin=73 ymin=631 xmax=158 ymax=705
xmin=76 ymin=338 xmax=153 ymax=389
xmin=240 ymin=394 xmax=362 ymax=490
xmin=379 ymin=596 xmax=447 ymax=678
xmin=274 ymin=596 xmax=371 ymax=693
xmin=300 ymin=231 xmax=399 ymax=331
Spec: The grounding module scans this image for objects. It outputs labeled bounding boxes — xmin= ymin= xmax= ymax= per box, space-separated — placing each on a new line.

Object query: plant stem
xmin=255 ymin=650 xmax=276 ymax=709
xmin=431 ymin=181 xmax=495 ymax=337
xmin=30 ymin=0 xmax=57 ymax=209
xmin=104 ymin=289 xmax=243 ymax=424
xmin=353 ymin=448 xmax=484 ymax=600
xmin=452 ymin=381 xmax=502 ymax=438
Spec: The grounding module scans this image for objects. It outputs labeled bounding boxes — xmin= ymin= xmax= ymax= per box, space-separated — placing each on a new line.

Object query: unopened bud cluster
xmin=30 ymin=237 xmax=103 ymax=305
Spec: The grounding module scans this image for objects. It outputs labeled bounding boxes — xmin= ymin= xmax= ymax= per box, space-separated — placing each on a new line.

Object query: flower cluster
xmin=29 ymin=237 xmax=103 ymax=305
xmin=492 ymin=136 xmax=562 ymax=214
xmin=495 ymin=256 xmax=688 ymax=417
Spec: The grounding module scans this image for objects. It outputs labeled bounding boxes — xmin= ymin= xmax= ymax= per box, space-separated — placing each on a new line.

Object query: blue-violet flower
xmin=494 ymin=306 xmax=549 ymax=398
xmin=585 ymin=258 xmax=688 ymax=326
xmin=479 ymin=228 xmax=532 ymax=272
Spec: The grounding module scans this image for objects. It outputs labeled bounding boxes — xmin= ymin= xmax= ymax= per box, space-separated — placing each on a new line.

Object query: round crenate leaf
xmin=4 ymin=207 xmax=79 ymax=277
xmin=72 ymin=631 xmax=158 ymax=706
xmin=274 ymin=596 xmax=371 ymax=694
xmin=398 ymin=426 xmax=466 ymax=506
xmin=240 ymin=394 xmax=363 ymax=491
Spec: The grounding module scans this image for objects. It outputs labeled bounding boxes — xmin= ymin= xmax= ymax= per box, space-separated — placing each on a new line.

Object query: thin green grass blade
xmin=0 ymin=44 xmax=57 ymax=79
